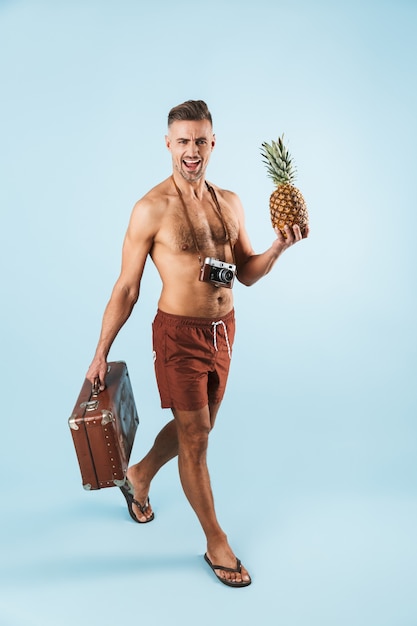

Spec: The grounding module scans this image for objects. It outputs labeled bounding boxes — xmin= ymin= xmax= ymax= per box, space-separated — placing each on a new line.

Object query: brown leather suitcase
xmin=68 ymin=361 xmax=139 ymax=490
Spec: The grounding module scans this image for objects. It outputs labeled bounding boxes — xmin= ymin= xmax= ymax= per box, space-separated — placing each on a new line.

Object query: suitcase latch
xmin=80 ymin=400 xmax=99 ymax=412
xmin=101 ymin=410 xmax=114 ymax=425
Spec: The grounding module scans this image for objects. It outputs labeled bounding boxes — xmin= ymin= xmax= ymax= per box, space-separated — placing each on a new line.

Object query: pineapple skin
xmin=270 ymin=183 xmax=309 ymax=237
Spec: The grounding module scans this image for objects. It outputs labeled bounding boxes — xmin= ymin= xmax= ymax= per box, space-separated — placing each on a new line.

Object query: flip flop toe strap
xmin=132 ymin=496 xmax=150 ymax=515
xmin=207 ymin=556 xmax=242 ymax=573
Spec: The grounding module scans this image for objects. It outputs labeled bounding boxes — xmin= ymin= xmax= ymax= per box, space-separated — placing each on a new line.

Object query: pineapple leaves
xmin=260 ymin=134 xmax=297 ymax=186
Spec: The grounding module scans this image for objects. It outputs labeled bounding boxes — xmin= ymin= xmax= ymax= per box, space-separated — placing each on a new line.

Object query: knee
xmin=177 ymin=422 xmax=210 ymax=459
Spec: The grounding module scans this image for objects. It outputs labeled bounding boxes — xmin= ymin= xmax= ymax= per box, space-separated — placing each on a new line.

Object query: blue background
xmin=1 ymin=0 xmax=416 ymax=624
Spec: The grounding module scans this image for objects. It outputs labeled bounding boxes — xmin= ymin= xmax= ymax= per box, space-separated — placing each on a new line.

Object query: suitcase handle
xmin=91 ymin=364 xmax=112 ymax=397
xmin=92 ymin=378 xmax=101 ymax=398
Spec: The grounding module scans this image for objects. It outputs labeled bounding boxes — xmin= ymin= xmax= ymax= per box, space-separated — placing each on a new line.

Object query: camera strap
xmin=206 ymin=181 xmax=236 ymax=265
xmin=171 ymin=175 xmax=236 ymax=267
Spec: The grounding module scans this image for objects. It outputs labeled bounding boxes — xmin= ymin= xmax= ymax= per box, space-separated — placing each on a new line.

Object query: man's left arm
xmin=229 ymin=192 xmax=309 ymax=287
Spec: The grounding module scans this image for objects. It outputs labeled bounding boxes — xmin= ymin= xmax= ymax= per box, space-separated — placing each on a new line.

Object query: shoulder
xmin=128 ymin=178 xmax=173 ymax=233
xmin=133 ymin=178 xmax=172 ymax=215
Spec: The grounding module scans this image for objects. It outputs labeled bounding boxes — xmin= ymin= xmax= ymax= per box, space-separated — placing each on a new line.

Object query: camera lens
xmin=218 ymin=269 xmax=233 ymax=283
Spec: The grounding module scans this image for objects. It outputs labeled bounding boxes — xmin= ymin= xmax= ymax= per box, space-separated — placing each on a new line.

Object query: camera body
xmin=199 ymin=257 xmax=236 ymax=289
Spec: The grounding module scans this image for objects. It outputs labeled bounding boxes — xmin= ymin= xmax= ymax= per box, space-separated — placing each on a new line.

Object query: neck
xmin=171 ymin=171 xmax=206 ymax=200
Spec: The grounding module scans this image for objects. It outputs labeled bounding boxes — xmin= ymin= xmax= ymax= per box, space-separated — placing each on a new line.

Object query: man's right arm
xmin=86 ymin=198 xmax=157 ymax=389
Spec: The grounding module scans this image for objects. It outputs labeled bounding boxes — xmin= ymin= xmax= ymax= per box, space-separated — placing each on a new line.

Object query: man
xmin=86 ymin=100 xmax=308 ymax=587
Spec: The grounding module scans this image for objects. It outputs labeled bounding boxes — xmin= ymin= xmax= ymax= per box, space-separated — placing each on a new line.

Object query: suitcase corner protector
xmin=68 ymin=415 xmax=79 ymax=430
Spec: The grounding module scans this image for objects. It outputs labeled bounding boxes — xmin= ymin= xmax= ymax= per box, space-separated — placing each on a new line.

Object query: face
xmin=165 ymin=120 xmax=215 ymax=183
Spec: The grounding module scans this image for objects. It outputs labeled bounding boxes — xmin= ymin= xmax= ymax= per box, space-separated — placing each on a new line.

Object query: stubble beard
xmin=177 ymin=161 xmax=205 ymax=183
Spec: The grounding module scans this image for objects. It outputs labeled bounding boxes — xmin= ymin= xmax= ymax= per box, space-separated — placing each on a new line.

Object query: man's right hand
xmin=86 ymin=356 xmax=108 ymax=391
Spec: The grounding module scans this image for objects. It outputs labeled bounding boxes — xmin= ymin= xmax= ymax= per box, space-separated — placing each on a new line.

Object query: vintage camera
xmin=199 ymin=257 xmax=236 ymax=289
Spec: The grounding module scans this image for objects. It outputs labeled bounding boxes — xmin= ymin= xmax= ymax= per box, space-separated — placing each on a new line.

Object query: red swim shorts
xmin=152 ymin=308 xmax=236 ymax=411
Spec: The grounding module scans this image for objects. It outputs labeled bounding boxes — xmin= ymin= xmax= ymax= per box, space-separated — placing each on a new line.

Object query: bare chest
xmin=163 ymin=198 xmax=238 ymax=256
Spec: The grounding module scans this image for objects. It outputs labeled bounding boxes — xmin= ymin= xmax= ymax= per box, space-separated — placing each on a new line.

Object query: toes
xmin=137 ymin=499 xmax=154 ymax=522
xmin=240 ymin=565 xmax=248 ymax=578
xmin=205 ymin=553 xmax=251 ymax=586
xmin=132 ymin=501 xmax=152 ymax=522
xmin=132 ymin=506 xmax=146 ymax=522
xmin=215 ymin=564 xmax=249 ymax=585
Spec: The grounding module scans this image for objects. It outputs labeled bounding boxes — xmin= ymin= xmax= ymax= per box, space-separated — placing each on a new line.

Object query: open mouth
xmin=183 ymin=159 xmax=201 ymax=172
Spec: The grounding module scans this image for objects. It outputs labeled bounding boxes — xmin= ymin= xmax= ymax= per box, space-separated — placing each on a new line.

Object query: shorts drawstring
xmin=212 ymin=320 xmax=232 ymax=359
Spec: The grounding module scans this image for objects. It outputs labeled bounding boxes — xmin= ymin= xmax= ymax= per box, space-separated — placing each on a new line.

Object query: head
xmin=167 ymin=100 xmax=213 ymax=128
xmin=166 ymin=100 xmax=215 ymax=183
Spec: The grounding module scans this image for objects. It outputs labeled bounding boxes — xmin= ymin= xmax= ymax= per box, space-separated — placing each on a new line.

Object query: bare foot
xmin=205 ymin=542 xmax=251 ymax=587
xmin=126 ymin=463 xmax=154 ymax=523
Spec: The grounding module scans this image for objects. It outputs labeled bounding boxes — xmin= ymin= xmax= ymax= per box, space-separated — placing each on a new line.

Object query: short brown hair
xmin=168 ymin=100 xmax=212 ymax=127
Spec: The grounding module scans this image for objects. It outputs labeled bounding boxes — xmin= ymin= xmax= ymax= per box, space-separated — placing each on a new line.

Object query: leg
xmin=127 ymin=419 xmax=178 ymax=522
xmin=126 ymin=400 xmax=221 ymax=522
xmin=208 ymin=400 xmax=221 ymax=429
xmin=174 ymin=404 xmax=251 ymax=586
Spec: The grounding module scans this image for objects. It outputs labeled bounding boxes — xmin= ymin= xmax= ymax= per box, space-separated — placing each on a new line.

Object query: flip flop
xmin=204 ymin=553 xmax=251 ymax=588
xmin=119 ymin=483 xmax=155 ymax=524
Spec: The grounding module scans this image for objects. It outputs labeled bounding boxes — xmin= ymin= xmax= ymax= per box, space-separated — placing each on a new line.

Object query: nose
xmin=187 ymin=141 xmax=199 ymax=157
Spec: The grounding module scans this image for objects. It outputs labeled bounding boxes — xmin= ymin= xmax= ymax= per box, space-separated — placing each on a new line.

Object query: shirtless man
xmin=86 ymin=100 xmax=308 ymax=587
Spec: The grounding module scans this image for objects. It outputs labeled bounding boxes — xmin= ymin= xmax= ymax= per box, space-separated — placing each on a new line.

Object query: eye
xmin=196 ymin=139 xmax=207 ymax=145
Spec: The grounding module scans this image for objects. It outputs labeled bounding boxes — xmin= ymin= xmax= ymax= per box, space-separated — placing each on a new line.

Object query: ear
xmin=165 ymin=134 xmax=171 ymax=151
xmin=211 ymin=134 xmax=216 ymax=150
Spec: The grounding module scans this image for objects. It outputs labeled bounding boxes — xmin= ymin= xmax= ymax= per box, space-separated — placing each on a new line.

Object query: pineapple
xmin=261 ymin=135 xmax=309 ymax=237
